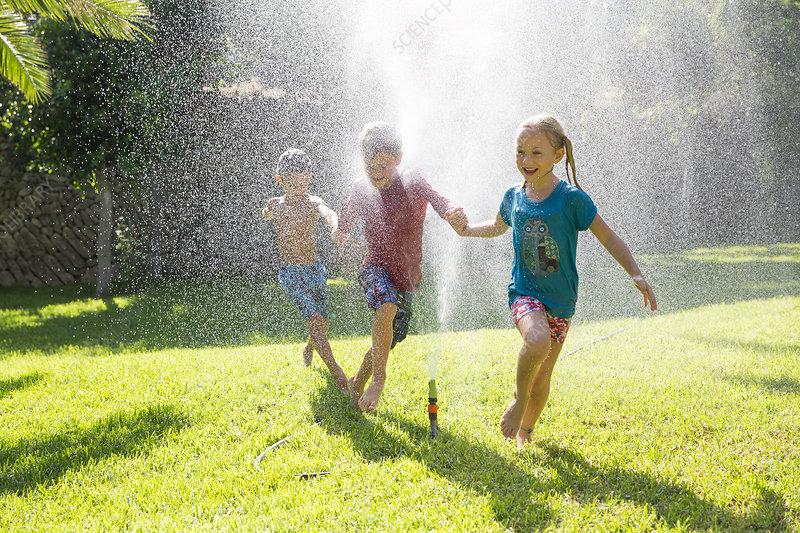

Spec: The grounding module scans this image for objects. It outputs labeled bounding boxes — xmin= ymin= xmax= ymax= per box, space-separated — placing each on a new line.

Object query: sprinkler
xmin=427 ymin=379 xmax=439 ymax=438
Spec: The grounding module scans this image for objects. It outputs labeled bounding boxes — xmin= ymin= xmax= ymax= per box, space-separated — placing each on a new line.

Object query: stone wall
xmin=0 ymin=173 xmax=98 ymax=288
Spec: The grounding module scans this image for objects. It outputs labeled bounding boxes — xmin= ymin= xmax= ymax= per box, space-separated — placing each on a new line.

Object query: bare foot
xmin=334 ymin=373 xmax=350 ymax=396
xmin=358 ymin=379 xmax=385 ymax=412
xmin=302 ymin=342 xmax=313 ymax=366
xmin=349 ymin=377 xmax=363 ymax=411
xmin=500 ymin=396 xmax=526 ymax=439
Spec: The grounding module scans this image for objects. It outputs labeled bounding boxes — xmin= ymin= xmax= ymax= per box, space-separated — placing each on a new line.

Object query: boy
xmin=263 ymin=148 xmax=349 ymax=394
xmin=334 ymin=122 xmax=468 ymax=412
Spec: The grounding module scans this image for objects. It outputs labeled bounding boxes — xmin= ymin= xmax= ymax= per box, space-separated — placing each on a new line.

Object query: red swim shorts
xmin=510 ymin=296 xmax=571 ymax=344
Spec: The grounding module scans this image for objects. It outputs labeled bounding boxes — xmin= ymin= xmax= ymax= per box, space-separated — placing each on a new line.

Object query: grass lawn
xmin=0 ymin=244 xmax=798 ymax=530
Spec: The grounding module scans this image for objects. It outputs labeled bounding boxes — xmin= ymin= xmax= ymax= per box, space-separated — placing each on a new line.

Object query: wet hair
xmin=516 ymin=114 xmax=580 ymax=189
xmin=358 ymin=121 xmax=403 ymax=159
xmin=276 ymin=148 xmax=311 ymax=176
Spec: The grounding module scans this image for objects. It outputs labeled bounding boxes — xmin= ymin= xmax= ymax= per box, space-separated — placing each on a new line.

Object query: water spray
xmin=426 ymin=236 xmax=459 ymax=439
xmin=562 ymin=315 xmax=649 ymax=358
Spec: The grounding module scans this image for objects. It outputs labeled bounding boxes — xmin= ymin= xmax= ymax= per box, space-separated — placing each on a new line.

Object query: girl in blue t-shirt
xmin=448 ymin=113 xmax=657 ymax=449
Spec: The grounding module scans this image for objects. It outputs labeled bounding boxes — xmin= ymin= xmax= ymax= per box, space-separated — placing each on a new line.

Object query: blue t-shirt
xmin=499 ymin=180 xmax=597 ymax=318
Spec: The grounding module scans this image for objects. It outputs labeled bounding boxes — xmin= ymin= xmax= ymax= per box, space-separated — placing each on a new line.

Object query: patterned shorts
xmin=358 ymin=264 xmax=414 ymax=348
xmin=278 ymin=262 xmax=328 ymax=320
xmin=510 ymin=296 xmax=571 ymax=344
xmin=358 ymin=264 xmax=399 ymax=309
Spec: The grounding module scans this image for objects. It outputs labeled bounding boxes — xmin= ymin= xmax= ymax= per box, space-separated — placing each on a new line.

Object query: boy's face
xmin=277 ymin=171 xmax=311 ymax=200
xmin=364 ymin=152 xmax=401 ymax=190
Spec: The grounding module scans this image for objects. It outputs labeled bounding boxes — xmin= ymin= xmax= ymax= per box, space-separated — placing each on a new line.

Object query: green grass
xmin=1 ymin=244 xmax=798 ymax=530
xmin=648 ymin=243 xmax=800 ymax=264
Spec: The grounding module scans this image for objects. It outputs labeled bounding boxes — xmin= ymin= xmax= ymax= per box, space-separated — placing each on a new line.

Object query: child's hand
xmin=262 ymin=197 xmax=280 ymax=219
xmin=445 ymin=207 xmax=469 ymax=234
xmin=632 ymin=274 xmax=657 ymax=311
xmin=332 ymin=229 xmax=349 ymax=246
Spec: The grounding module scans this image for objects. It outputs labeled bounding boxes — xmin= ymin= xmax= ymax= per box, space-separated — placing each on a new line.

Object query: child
xmin=455 ymin=114 xmax=657 ymax=448
xmin=334 ymin=122 xmax=466 ymax=412
xmin=262 ymin=148 xmax=349 ymax=394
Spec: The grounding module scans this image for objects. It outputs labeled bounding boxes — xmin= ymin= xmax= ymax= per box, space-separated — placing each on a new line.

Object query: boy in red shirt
xmin=335 ymin=122 xmax=467 ymax=412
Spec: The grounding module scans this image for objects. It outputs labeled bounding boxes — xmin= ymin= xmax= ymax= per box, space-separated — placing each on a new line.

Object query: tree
xmin=0 ymin=0 xmax=151 ymax=103
xmin=0 ymin=0 xmax=151 ymax=296
xmin=0 ymin=0 xmax=221 ymax=295
xmin=601 ymin=0 xmax=800 ymax=246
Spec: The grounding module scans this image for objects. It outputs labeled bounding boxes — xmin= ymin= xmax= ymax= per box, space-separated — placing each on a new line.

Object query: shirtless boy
xmin=263 ymin=148 xmax=349 ymax=394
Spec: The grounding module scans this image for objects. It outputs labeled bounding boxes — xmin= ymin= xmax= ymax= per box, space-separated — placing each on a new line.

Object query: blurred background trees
xmin=0 ymin=0 xmax=796 ymax=293
xmin=0 ymin=0 xmax=220 ymax=294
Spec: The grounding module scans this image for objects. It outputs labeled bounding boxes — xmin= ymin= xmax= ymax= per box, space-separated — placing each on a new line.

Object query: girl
xmin=453 ymin=114 xmax=657 ymax=449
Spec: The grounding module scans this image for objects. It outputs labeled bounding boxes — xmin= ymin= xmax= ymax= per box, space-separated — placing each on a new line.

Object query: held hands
xmin=444 ymin=207 xmax=469 ymax=235
xmin=632 ymin=274 xmax=658 ymax=311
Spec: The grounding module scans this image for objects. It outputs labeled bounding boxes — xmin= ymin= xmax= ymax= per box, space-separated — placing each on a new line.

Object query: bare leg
xmin=358 ymin=302 xmax=397 ymax=412
xmin=302 ymin=340 xmax=314 ymax=366
xmin=500 ymin=310 xmax=551 ymax=439
xmin=516 ymin=340 xmax=564 ymax=450
xmin=308 ymin=314 xmax=349 ymax=394
xmin=350 ymin=348 xmax=372 ymax=409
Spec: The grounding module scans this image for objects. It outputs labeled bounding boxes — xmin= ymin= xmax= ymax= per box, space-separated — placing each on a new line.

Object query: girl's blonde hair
xmin=516 ymin=114 xmax=581 ymax=190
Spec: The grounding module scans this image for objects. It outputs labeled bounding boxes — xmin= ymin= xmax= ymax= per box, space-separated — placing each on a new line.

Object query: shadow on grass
xmin=533 ymin=443 xmax=788 ymax=531
xmin=681 ymin=334 xmax=800 ymax=359
xmin=0 ymin=372 xmax=45 ymax=400
xmin=0 ymin=278 xmax=377 ymax=356
xmin=0 ymin=244 xmax=797 ymax=355
xmin=722 ymin=373 xmax=800 ymax=395
xmin=309 ymin=380 xmax=784 ymax=530
xmin=0 ymin=404 xmax=189 ymax=496
xmin=0 ymin=284 xmax=91 ymax=311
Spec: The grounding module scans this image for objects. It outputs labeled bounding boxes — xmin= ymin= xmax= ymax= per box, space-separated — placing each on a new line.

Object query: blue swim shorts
xmin=278 ymin=262 xmax=329 ymax=320
xmin=358 ymin=264 xmax=414 ymax=347
xmin=358 ymin=264 xmax=398 ymax=310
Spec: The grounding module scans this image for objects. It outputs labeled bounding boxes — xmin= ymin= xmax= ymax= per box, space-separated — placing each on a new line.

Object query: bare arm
xmin=415 ymin=175 xmax=454 ymax=217
xmin=313 ymin=197 xmax=339 ymax=233
xmin=461 ymin=212 xmax=510 ymax=238
xmin=589 ymin=213 xmax=657 ymax=311
xmin=412 ymin=173 xmax=470 ymax=236
xmin=333 ymin=189 xmax=358 ymax=245
xmin=261 ymin=197 xmax=281 ymax=220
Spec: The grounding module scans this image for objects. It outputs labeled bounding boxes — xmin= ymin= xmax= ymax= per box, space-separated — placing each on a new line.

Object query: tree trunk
xmin=96 ymin=167 xmax=114 ymax=297
xmin=145 ymin=173 xmax=163 ymax=279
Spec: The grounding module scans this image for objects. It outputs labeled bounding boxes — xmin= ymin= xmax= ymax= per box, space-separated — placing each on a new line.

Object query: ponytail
xmin=563 ymin=137 xmax=580 ymax=190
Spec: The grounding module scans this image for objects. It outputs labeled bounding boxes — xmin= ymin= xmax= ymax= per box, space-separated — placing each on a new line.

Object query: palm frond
xmin=0 ymin=9 xmax=51 ymax=102
xmin=0 ymin=0 xmax=152 ymax=40
xmin=64 ymin=0 xmax=152 ymax=41
xmin=0 ymin=0 xmax=67 ymax=19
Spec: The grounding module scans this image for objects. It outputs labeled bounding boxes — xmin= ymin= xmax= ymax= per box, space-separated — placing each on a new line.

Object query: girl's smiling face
xmin=516 ymin=129 xmax=565 ymax=182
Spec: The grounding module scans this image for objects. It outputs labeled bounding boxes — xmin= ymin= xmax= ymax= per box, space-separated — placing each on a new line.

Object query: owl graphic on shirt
xmin=521 ymin=218 xmax=560 ymax=275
